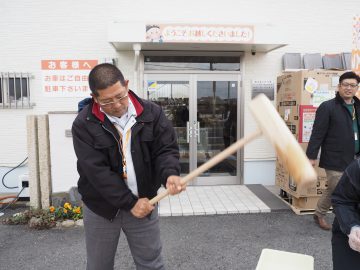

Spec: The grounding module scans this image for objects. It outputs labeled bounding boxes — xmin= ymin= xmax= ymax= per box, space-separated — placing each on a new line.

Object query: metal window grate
xmin=0 ymin=73 xmax=33 ymax=109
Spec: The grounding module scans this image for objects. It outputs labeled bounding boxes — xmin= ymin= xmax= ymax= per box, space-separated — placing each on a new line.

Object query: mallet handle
xmin=149 ymin=129 xmax=263 ymax=205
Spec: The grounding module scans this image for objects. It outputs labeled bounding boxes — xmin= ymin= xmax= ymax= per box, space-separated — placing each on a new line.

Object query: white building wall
xmin=48 ymin=113 xmax=77 ymax=193
xmin=0 ymin=1 xmax=134 ymax=165
xmin=0 ymin=0 xmax=358 ymax=184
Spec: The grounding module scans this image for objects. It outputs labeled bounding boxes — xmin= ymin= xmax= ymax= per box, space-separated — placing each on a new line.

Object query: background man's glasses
xmin=340 ymin=83 xmax=359 ymax=89
xmin=98 ymin=93 xmax=128 ymax=107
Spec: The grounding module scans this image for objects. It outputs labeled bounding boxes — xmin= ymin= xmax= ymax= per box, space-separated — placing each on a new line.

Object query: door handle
xmin=192 ymin=121 xmax=201 ymax=144
xmin=196 ymin=121 xmax=200 ymax=144
xmin=186 ymin=121 xmax=191 ymax=143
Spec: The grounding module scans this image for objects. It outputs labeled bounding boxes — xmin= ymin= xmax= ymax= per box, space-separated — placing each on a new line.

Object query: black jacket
xmin=306 ymin=93 xmax=360 ymax=171
xmin=332 ymin=159 xmax=360 ymax=235
xmin=72 ymin=90 xmax=180 ymax=220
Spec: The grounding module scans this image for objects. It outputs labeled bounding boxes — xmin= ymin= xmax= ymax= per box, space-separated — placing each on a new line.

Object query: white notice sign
xmin=41 ymin=60 xmax=98 ymax=97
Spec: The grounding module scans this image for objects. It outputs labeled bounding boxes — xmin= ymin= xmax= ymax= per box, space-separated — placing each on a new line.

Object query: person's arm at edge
xmin=332 ymin=159 xmax=360 ymax=235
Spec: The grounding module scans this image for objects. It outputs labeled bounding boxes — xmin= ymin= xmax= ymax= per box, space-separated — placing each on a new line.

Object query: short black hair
xmin=88 ymin=63 xmax=126 ymax=96
xmin=339 ymin=71 xmax=360 ymax=84
xmin=146 ymin=25 xmax=160 ymax=32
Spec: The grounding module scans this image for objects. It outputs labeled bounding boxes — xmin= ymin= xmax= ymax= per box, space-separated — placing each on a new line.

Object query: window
xmin=144 ymin=56 xmax=241 ymax=71
xmin=0 ymin=73 xmax=33 ymax=109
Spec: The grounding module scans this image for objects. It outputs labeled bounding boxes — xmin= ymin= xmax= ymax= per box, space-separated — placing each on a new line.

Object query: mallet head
xmin=249 ymin=94 xmax=317 ymax=186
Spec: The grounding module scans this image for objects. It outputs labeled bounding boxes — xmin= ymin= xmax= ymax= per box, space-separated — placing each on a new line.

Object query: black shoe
xmin=313 ymin=215 xmax=331 ymax=230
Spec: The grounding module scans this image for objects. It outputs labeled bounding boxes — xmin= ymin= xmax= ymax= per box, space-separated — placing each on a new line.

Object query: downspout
xmin=133 ymin=43 xmax=141 ymax=91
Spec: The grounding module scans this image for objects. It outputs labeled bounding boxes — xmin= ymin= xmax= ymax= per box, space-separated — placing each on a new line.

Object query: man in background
xmin=306 ymin=71 xmax=360 ymax=230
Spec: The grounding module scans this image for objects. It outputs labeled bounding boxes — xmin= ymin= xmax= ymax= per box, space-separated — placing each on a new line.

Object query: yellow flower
xmin=64 ymin=202 xmax=72 ymax=210
xmin=49 ymin=206 xmax=55 ymax=213
xmin=74 ymin=207 xmax=81 ymax=214
xmin=63 ymin=209 xmax=68 ymax=214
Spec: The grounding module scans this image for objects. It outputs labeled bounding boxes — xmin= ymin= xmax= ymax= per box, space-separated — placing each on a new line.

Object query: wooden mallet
xmin=149 ymin=94 xmax=317 ymax=205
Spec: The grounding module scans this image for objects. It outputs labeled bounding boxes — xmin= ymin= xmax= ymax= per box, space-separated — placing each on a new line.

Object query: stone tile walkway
xmin=158 ymin=185 xmax=272 ymax=216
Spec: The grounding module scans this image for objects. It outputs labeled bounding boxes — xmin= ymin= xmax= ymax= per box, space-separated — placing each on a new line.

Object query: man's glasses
xmin=340 ymin=82 xmax=359 ymax=89
xmin=98 ymin=93 xmax=128 ymax=107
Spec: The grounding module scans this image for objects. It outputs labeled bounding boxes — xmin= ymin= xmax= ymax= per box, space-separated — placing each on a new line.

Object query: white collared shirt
xmin=101 ymin=99 xmax=139 ymax=196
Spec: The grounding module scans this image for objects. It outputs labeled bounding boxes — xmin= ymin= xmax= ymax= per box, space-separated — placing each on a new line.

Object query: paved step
xmin=158 ymin=185 xmax=290 ymax=217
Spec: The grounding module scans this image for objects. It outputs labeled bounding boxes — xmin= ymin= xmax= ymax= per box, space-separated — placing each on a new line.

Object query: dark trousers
xmin=332 ymin=219 xmax=360 ymax=270
xmin=83 ymin=204 xmax=164 ymax=270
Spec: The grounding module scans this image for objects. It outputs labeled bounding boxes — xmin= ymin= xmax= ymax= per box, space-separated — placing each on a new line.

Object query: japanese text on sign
xmin=299 ymin=105 xmax=317 ymax=143
xmin=145 ymin=24 xmax=254 ymax=43
xmin=41 ymin=60 xmax=98 ymax=97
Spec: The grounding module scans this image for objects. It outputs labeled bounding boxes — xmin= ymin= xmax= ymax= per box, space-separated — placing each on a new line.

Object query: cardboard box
xmin=275 ymin=158 xmax=327 ymax=198
xmin=277 ymin=70 xmax=343 ymax=143
xmin=275 ymin=70 xmax=341 ymax=197
xmin=275 ymin=141 xmax=328 ymax=198
xmin=291 ymin=196 xmax=320 ymax=209
xmin=277 ymin=69 xmax=342 ymax=106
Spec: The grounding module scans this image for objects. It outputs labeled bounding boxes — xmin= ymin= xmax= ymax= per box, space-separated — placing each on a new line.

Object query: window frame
xmin=0 ymin=73 xmax=33 ymax=109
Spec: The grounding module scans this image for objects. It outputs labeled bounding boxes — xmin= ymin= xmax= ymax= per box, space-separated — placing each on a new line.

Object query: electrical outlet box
xmin=18 ymin=174 xmax=30 ymax=199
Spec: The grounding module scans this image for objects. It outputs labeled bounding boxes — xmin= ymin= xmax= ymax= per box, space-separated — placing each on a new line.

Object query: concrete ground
xmin=0 ymin=207 xmax=334 ymax=270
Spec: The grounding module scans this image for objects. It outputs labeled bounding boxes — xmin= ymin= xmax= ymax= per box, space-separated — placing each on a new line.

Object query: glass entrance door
xmin=194 ymin=74 xmax=240 ymax=185
xmin=144 ymin=74 xmax=191 ymax=175
xmin=144 ymin=73 xmax=241 ymax=185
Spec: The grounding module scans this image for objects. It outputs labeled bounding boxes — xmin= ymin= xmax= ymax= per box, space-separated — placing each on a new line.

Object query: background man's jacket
xmin=306 ymin=93 xmax=360 ymax=171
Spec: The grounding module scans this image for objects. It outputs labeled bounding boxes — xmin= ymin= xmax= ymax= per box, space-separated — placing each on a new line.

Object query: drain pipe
xmin=133 ymin=43 xmax=141 ymax=91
